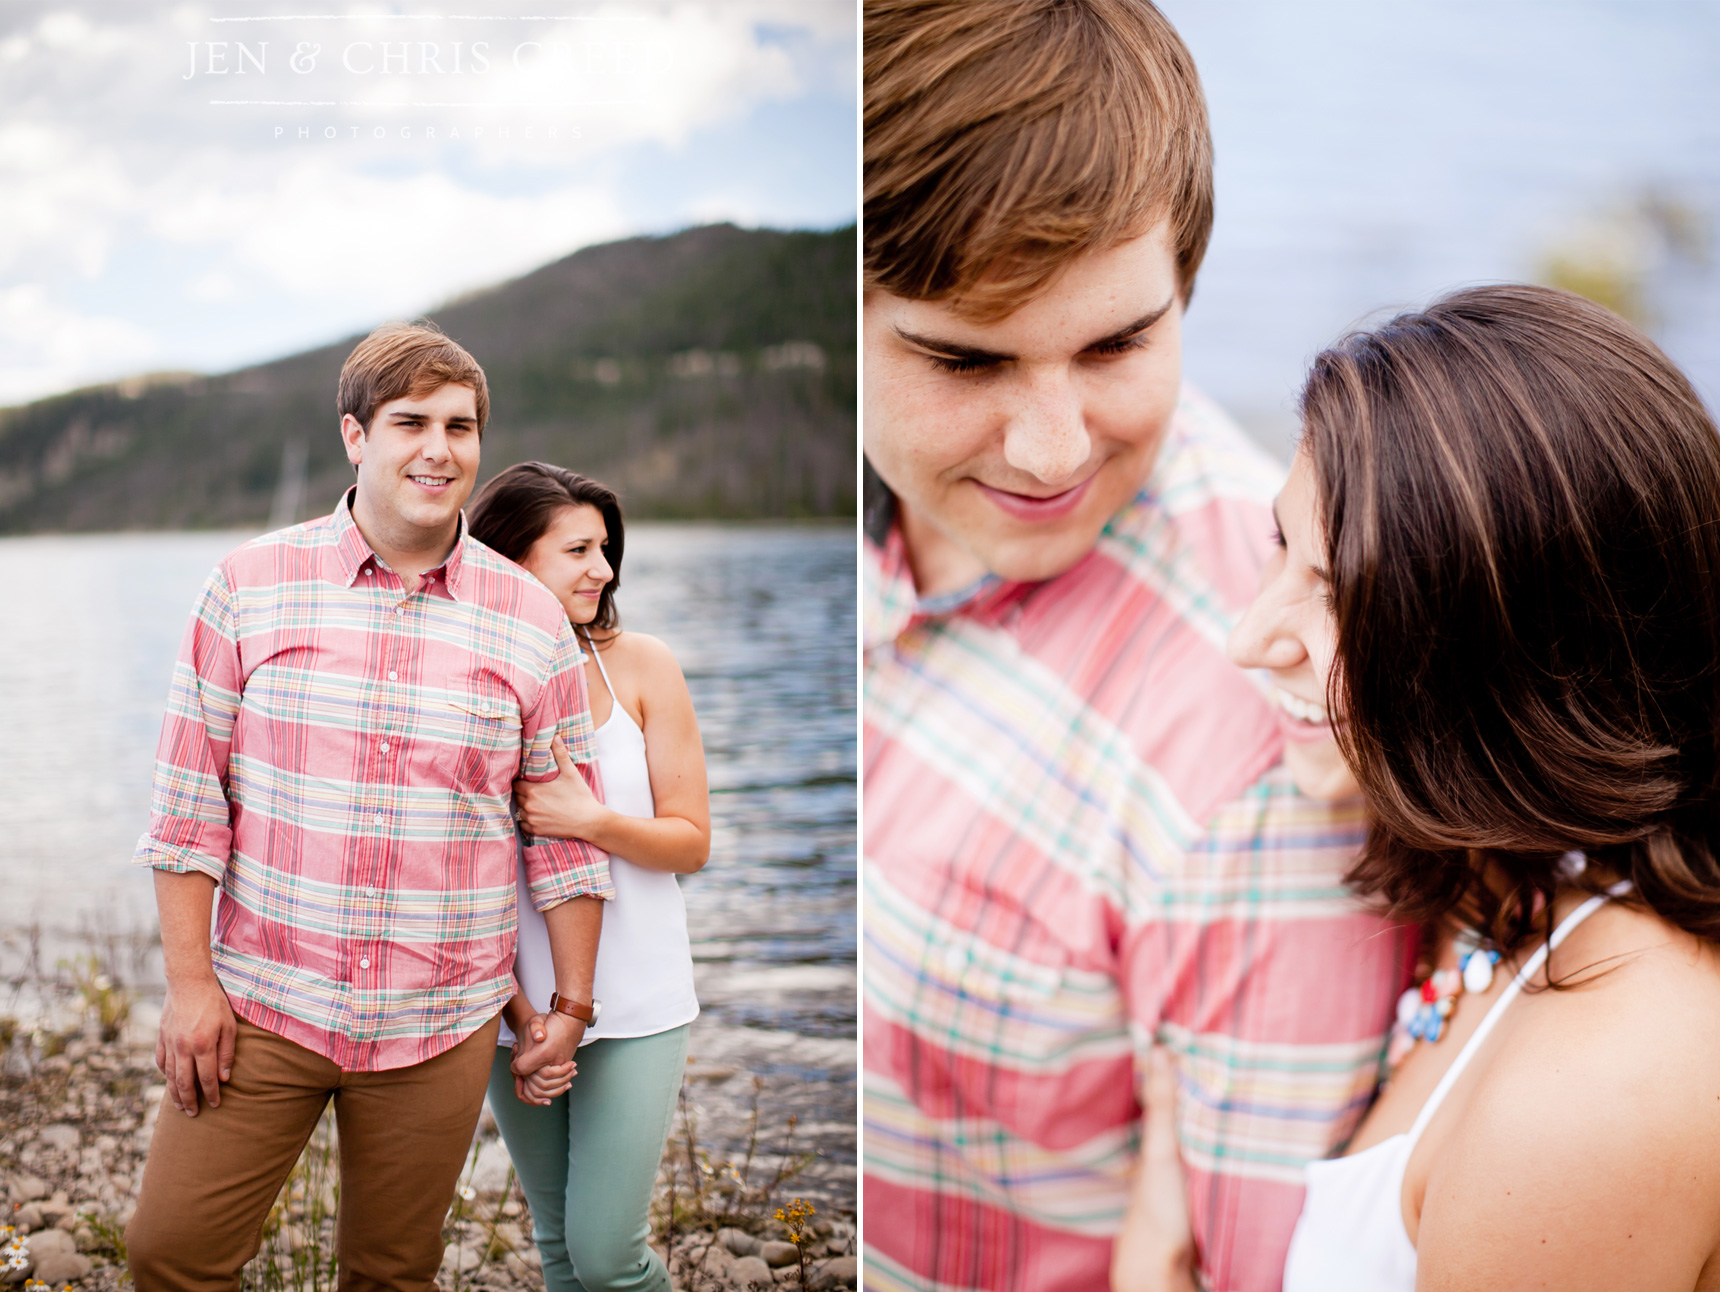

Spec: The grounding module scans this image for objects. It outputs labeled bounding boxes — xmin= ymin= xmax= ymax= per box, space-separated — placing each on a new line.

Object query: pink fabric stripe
xmin=865 ymin=1175 xmax=1116 ymax=1292
xmin=865 ymin=1011 xmax=1138 ymax=1151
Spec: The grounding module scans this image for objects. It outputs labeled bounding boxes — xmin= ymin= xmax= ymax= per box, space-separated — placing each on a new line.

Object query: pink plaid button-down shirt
xmin=135 ymin=491 xmax=612 ymax=1071
xmin=863 ymin=392 xmax=1415 ymax=1292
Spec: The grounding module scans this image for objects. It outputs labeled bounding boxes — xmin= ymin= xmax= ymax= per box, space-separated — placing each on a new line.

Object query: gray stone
xmin=719 ymin=1227 xmax=760 ymax=1257
xmin=38 ymin=1192 xmax=74 ymax=1225
xmin=32 ymin=1252 xmax=93 ymax=1282
xmin=11 ymin=1204 xmax=43 ymax=1231
xmin=36 ymin=1125 xmax=80 ymax=1154
xmin=8 ymin=1175 xmax=49 ymax=1203
xmin=467 ymin=1137 xmax=514 ymax=1197
xmin=809 ymin=1256 xmax=859 ymax=1290
xmin=25 ymin=1228 xmax=76 ymax=1259
xmin=731 ymin=1255 xmax=774 ymax=1288
xmin=759 ymin=1241 xmax=799 ymax=1268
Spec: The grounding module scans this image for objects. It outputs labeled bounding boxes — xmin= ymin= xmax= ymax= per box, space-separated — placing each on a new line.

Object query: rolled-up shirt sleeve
xmin=133 ymin=563 xmax=243 ymax=882
xmin=518 ymin=621 xmax=613 ymax=908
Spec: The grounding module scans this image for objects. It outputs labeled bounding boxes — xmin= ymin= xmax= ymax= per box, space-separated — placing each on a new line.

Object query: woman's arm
xmin=1112 ymin=1047 xmax=1201 ymax=1292
xmin=513 ymin=634 xmax=711 ymax=873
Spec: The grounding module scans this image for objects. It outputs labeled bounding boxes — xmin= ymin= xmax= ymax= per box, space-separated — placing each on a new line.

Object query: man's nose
xmin=420 ymin=424 xmax=452 ymax=460
xmin=1002 ymin=371 xmax=1089 ymax=485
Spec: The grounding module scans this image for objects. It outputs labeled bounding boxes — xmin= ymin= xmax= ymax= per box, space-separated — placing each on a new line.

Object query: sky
xmin=1156 ymin=0 xmax=1720 ymax=450
xmin=0 ymin=0 xmax=857 ymax=405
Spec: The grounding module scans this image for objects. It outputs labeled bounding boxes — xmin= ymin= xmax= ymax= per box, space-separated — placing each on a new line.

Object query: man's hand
xmin=156 ymin=973 xmax=237 ymax=1117
xmin=513 ymin=737 xmax=610 ymax=841
xmin=510 ymin=1009 xmax=585 ymax=1079
xmin=511 ymin=1041 xmax=578 ymax=1106
xmin=1111 ymin=1047 xmax=1201 ymax=1292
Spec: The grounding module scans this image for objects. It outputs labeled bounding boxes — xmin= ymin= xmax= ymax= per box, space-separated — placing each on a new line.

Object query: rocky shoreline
xmin=0 ymin=1006 xmax=854 ymax=1290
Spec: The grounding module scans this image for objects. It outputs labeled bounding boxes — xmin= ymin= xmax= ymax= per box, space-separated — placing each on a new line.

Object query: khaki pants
xmin=126 ymin=1013 xmax=500 ymax=1292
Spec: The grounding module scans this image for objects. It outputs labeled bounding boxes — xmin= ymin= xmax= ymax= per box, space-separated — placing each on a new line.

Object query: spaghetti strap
xmin=585 ymin=631 xmax=616 ymax=695
xmin=1402 ymin=893 xmax=1612 ymax=1148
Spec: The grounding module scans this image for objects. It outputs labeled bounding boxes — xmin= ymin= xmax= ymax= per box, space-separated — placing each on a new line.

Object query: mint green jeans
xmin=486 ymin=1025 xmax=689 ymax=1292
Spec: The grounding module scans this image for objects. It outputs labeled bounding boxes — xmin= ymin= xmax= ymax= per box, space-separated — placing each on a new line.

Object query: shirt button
xmin=373 ymin=812 xmax=384 ymax=824
xmin=395 ymin=607 xmax=404 ymax=616
xmin=379 ymin=741 xmax=390 ymax=753
xmin=388 ymin=671 xmax=398 ymax=681
xmin=366 ymin=886 xmax=377 ymax=897
xmin=359 ymin=957 xmax=371 ymax=969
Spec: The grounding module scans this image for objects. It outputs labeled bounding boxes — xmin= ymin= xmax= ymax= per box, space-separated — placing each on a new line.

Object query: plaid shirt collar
xmin=864 ymin=520 xmax=1040 ymax=653
xmin=326 ymin=486 xmax=472 ymax=602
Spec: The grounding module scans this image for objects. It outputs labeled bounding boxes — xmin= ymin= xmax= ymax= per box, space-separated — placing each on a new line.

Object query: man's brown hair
xmin=864 ymin=0 xmax=1213 ymax=320
xmin=1304 ymin=283 xmax=1720 ymax=961
xmin=338 ymin=321 xmax=490 ymax=433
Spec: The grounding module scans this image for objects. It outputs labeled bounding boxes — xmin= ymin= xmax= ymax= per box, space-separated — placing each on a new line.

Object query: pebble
xmin=33 ymin=1252 xmax=94 ymax=1282
xmin=729 ymin=1255 xmax=774 ymax=1289
xmin=7 ymin=1175 xmax=48 ymax=1203
xmin=719 ymin=1227 xmax=760 ymax=1257
xmin=37 ymin=1125 xmax=80 ymax=1154
xmin=758 ymin=1241 xmax=798 ymax=1268
xmin=808 ymin=1256 xmax=858 ymax=1290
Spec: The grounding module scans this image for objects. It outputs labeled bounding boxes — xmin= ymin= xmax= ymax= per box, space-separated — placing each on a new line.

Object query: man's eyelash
xmin=1270 ymin=526 xmax=1286 ymax=549
xmin=926 ymin=353 xmax=996 ymax=375
xmin=1090 ymin=333 xmax=1148 ymax=357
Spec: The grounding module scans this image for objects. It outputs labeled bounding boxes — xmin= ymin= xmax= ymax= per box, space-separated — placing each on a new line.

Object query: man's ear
xmin=340 ymin=413 xmax=367 ymax=469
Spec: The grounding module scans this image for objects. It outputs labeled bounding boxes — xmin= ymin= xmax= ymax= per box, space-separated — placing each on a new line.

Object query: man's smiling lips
xmin=972 ymin=474 xmax=1096 ymax=521
xmin=408 ymin=473 xmax=456 ymax=491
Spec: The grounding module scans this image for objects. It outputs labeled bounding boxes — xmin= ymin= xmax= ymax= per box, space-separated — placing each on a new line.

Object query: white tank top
xmin=498 ymin=638 xmax=700 ymax=1047
xmin=1282 ymin=891 xmax=1615 ymax=1291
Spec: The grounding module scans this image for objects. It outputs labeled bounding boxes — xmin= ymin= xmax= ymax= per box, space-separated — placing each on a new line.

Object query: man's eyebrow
xmin=1084 ymin=299 xmax=1175 ymax=351
xmin=387 ymin=410 xmax=476 ymax=424
xmin=890 ymin=328 xmax=1012 ymax=364
xmin=892 ymin=299 xmax=1175 ymax=363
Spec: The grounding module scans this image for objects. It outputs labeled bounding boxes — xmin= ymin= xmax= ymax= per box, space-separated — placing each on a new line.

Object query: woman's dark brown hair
xmin=1302 ymin=283 xmax=1720 ymax=958
xmin=465 ymin=462 xmax=625 ymax=637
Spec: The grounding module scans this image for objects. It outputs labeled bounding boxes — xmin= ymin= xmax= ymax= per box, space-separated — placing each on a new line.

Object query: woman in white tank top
xmin=1115 ymin=287 xmax=1720 ymax=1292
xmin=466 ymin=463 xmax=709 ymax=1292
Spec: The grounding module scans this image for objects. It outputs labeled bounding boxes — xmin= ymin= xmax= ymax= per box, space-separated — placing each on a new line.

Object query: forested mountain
xmin=0 ymin=222 xmax=854 ymax=532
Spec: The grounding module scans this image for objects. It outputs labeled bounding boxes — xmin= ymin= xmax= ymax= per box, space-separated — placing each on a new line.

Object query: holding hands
xmin=504 ymin=998 xmax=585 ymax=1106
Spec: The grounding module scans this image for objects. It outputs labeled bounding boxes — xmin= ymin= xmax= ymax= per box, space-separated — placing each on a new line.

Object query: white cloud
xmin=0 ymin=284 xmax=158 ymax=404
xmin=155 ymin=159 xmax=633 ymax=307
xmin=0 ymin=0 xmax=854 ymax=402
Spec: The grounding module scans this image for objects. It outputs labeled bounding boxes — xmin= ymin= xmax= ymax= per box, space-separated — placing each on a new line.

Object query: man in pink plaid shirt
xmin=126 ymin=323 xmax=612 ymax=1286
xmin=863 ymin=3 xmax=1412 ymax=1289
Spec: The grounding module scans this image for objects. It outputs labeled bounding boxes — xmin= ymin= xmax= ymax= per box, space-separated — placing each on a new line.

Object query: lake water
xmin=1158 ymin=0 xmax=1720 ymax=458
xmin=0 ymin=523 xmax=856 ymax=1044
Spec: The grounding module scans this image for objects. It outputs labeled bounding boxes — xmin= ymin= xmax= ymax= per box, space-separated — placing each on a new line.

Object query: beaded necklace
xmin=1384 ymin=928 xmax=1501 ymax=1072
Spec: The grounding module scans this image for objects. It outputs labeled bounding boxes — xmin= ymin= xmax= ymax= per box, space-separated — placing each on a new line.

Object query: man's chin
xmin=974 ymin=526 xmax=1105 ymax=585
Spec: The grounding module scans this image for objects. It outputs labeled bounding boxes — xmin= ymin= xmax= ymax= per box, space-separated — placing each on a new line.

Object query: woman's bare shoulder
xmin=600 ymin=632 xmax=692 ymax=715
xmin=1418 ymin=911 xmax=1720 ymax=1289
xmin=603 ymin=631 xmax=685 ymax=678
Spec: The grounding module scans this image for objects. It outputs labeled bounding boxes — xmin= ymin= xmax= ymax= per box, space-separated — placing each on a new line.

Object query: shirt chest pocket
xmin=435 ymin=688 xmax=523 ymax=794
xmin=928 ymin=868 xmax=1075 ymax=1010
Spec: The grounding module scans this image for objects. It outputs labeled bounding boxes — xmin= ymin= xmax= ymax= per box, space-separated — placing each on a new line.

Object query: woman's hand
xmin=511 ymin=1042 xmax=576 ymax=1106
xmin=512 ymin=1009 xmax=585 ymax=1074
xmin=514 ymin=737 xmax=611 ymax=841
xmin=1112 ymin=1047 xmax=1201 ymax=1292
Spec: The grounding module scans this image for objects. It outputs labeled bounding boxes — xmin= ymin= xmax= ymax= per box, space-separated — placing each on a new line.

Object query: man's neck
xmin=898 ymin=503 xmax=992 ymax=601
xmin=350 ymin=491 xmax=458 ymax=591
